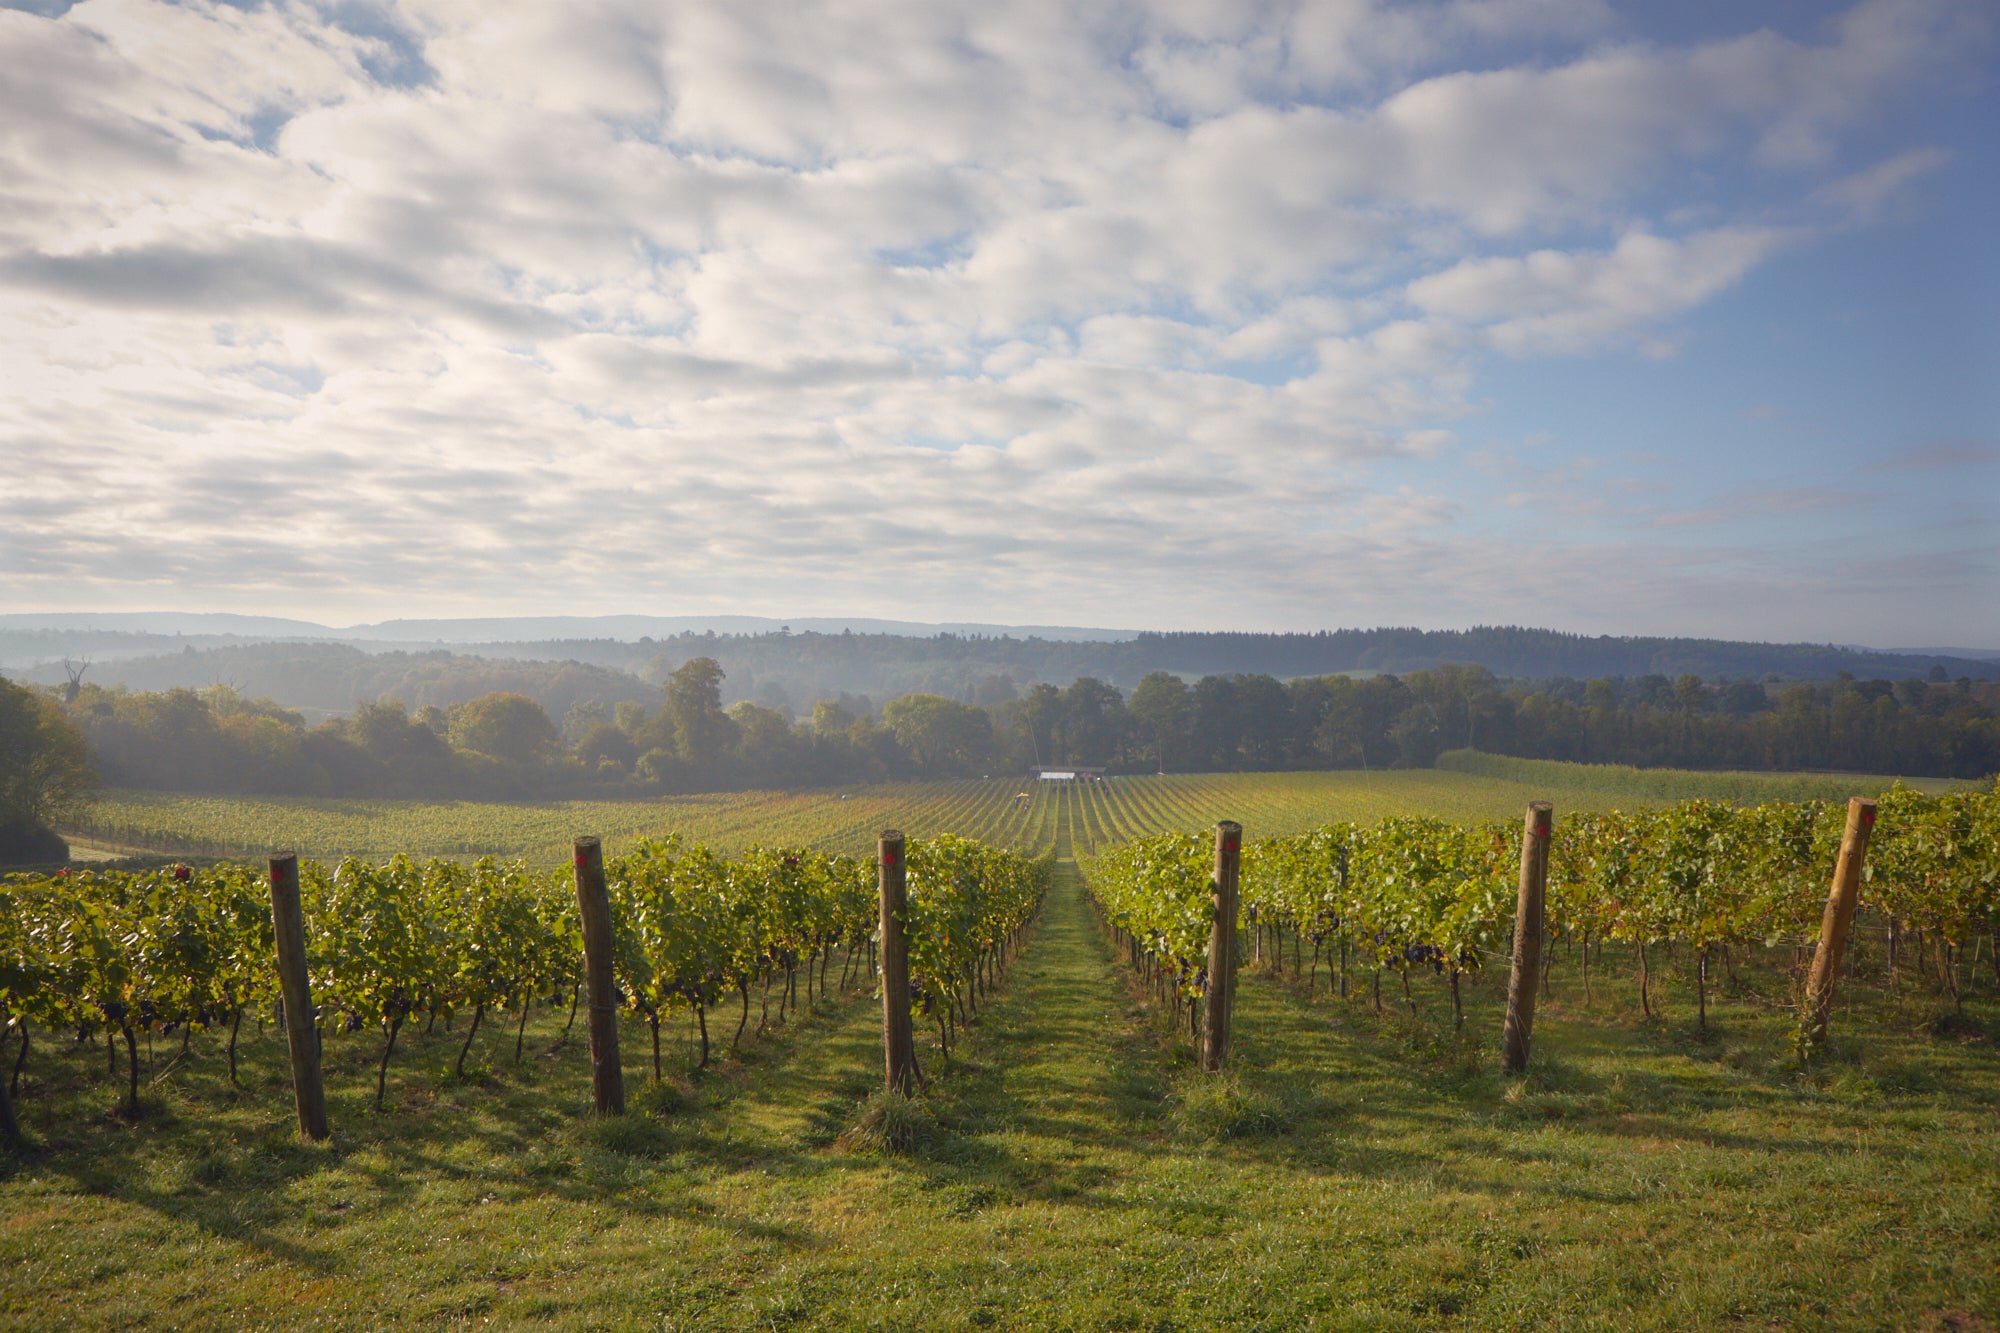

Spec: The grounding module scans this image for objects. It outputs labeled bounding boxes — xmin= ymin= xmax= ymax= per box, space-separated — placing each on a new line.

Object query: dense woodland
xmin=13 ymin=657 xmax=1995 ymax=824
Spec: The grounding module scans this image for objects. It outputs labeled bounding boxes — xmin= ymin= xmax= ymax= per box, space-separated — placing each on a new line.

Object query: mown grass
xmin=5 ymin=860 xmax=1997 ymax=1330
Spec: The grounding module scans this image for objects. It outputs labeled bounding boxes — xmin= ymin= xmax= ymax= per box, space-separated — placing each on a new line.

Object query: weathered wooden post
xmin=0 ymin=1034 xmax=21 ymax=1149
xmin=1501 ymin=802 xmax=1552 ymax=1073
xmin=1804 ymin=797 xmax=1878 ymax=1044
xmin=268 ymin=852 xmax=329 ymax=1142
xmin=572 ymin=836 xmax=624 ymax=1115
xmin=879 ymin=830 xmax=917 ymax=1093
xmin=1200 ymin=821 xmax=1243 ymax=1073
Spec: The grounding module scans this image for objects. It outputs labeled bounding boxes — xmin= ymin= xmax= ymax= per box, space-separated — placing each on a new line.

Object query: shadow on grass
xmin=1224 ymin=943 xmax=1999 ymax=1179
xmin=2 ymin=977 xmax=933 ymax=1272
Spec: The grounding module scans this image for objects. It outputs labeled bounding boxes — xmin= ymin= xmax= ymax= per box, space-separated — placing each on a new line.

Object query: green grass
xmin=5 ymin=857 xmax=1997 ymax=1330
xmin=66 ymin=759 xmax=1965 ymax=867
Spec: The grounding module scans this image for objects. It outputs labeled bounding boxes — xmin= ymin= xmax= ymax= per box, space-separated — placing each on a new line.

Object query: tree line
xmin=3 ymin=660 xmax=1994 ymax=852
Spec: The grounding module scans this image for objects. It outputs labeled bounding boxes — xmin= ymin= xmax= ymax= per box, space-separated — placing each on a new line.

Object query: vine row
xmin=0 ymin=836 xmax=1049 ymax=1117
xmin=1086 ymin=783 xmax=2000 ymax=1033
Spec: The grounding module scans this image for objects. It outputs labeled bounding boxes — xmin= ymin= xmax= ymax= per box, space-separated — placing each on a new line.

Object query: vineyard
xmin=35 ymin=779 xmax=1989 ymax=1137
xmin=63 ymin=781 xmax=1061 ymax=863
xmin=5 ymin=764 xmax=1999 ymax=1329
xmin=1088 ymin=784 xmax=2000 ymax=1044
xmin=60 ymin=758 xmax=1968 ymax=863
xmin=0 ymin=838 xmax=1046 ymax=1127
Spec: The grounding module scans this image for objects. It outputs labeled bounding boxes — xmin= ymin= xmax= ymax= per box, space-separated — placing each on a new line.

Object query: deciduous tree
xmin=0 ymin=678 xmax=95 ymax=861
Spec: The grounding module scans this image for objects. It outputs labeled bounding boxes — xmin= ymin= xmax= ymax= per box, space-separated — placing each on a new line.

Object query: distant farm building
xmin=1030 ymin=766 xmax=1107 ymax=783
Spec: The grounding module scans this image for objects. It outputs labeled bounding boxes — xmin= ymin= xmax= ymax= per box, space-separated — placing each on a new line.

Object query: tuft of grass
xmin=1933 ymin=1009 xmax=1989 ymax=1041
xmin=637 ymin=1074 xmax=697 ymax=1116
xmin=1163 ymin=1069 xmax=1293 ymax=1142
xmin=574 ymin=1108 xmax=677 ymax=1160
xmin=836 ymin=1088 xmax=936 ymax=1155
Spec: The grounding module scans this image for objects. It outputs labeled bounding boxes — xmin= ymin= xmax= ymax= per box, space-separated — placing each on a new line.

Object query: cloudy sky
xmin=2 ymin=0 xmax=1994 ymax=643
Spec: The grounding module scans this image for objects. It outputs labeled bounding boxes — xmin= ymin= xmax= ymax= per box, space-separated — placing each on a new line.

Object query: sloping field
xmin=62 ymin=759 xmax=1967 ymax=864
xmin=64 ymin=780 xmax=1058 ymax=864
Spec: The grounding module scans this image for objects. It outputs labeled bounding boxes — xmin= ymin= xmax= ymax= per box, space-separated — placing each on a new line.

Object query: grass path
xmin=906 ymin=859 xmax=1999 ymax=1331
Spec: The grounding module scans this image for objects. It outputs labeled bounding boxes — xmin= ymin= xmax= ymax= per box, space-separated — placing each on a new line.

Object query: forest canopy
xmin=26 ymin=657 xmax=1998 ymax=812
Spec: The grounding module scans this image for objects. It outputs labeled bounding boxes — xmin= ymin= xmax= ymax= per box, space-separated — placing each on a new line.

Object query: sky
xmin=1 ymin=0 xmax=1995 ymax=645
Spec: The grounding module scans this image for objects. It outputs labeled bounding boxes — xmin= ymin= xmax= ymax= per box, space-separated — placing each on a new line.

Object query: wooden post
xmin=879 ymin=831 xmax=916 ymax=1094
xmin=1200 ymin=821 xmax=1242 ymax=1073
xmin=1501 ymin=802 xmax=1552 ymax=1073
xmin=0 ymin=1032 xmax=20 ymax=1150
xmin=1805 ymin=798 xmax=1878 ymax=1044
xmin=572 ymin=836 xmax=624 ymax=1116
xmin=268 ymin=853 xmax=329 ymax=1142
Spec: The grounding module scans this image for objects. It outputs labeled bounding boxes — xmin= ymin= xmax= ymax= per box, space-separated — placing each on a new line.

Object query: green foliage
xmin=1086 ymin=833 xmax=1214 ymax=996
xmin=437 ymin=858 xmax=563 ymax=1018
xmin=662 ymin=657 xmax=734 ymax=767
xmin=446 ymin=692 xmax=560 ymax=763
xmin=1869 ymin=783 xmax=2000 ymax=1008
xmin=1087 ymin=783 xmax=2000 ymax=1027
xmin=311 ymin=858 xmax=432 ymax=1033
xmin=881 ymin=694 xmax=994 ymax=776
xmin=2 ymin=831 xmax=1045 ymax=1103
xmin=0 ymin=677 xmax=96 ymax=860
xmin=904 ymin=834 xmax=1049 ymax=1018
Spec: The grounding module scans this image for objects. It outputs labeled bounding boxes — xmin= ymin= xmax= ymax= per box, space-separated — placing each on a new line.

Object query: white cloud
xmin=1812 ymin=147 xmax=1951 ymax=223
xmin=1405 ymin=226 xmax=1793 ymax=355
xmin=0 ymin=0 xmax=1988 ymax=637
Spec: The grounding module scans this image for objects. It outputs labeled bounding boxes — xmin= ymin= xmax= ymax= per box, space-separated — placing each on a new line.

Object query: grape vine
xmin=1085 ymin=783 xmax=2000 ymax=1037
xmin=0 ymin=835 xmax=1048 ymax=1117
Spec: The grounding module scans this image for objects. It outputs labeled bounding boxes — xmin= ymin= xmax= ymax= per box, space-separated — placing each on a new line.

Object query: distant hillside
xmin=12 ymin=643 xmax=658 ymax=724
xmin=570 ymin=625 xmax=2000 ymax=699
xmin=7 ymin=622 xmax=1994 ymax=722
xmin=1117 ymin=628 xmax=2000 ymax=684
xmin=0 ymin=611 xmax=1137 ymax=668
xmin=340 ymin=614 xmax=1140 ymax=643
